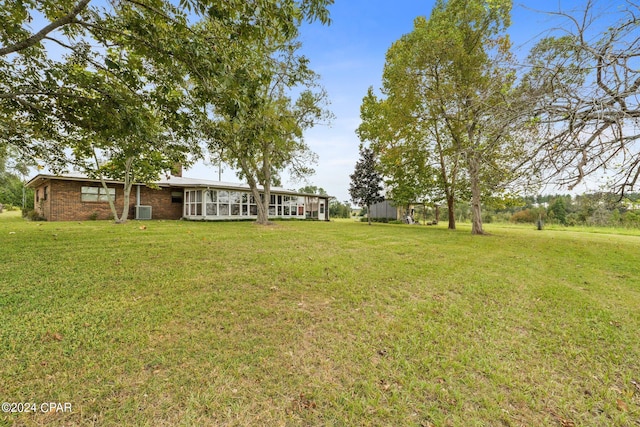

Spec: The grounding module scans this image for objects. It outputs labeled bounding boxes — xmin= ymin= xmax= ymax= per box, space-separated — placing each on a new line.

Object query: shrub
xmin=510 ymin=208 xmax=546 ymax=224
xmin=510 ymin=209 xmax=535 ymax=223
xmin=22 ymin=209 xmax=46 ymax=221
xmin=360 ymin=217 xmax=394 ymax=223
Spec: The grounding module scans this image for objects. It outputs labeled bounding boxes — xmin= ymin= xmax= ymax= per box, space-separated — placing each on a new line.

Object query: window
xmin=43 ymin=186 xmax=48 ymax=201
xmin=205 ymin=190 xmax=217 ymax=216
xmin=171 ymin=191 xmax=183 ymax=203
xmin=81 ymin=186 xmax=115 ymax=202
xmin=218 ymin=191 xmax=229 ymax=215
xmin=185 ymin=190 xmax=202 ymax=216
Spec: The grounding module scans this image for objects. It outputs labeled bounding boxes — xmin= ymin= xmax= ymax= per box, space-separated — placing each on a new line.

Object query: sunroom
xmin=182 ymin=188 xmax=328 ymax=220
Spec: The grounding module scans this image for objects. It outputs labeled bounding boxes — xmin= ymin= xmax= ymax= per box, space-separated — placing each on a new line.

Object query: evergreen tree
xmin=349 ymin=147 xmax=384 ymax=225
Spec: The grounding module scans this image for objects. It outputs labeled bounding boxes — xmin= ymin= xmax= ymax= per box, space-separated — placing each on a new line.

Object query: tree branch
xmin=0 ymin=0 xmax=92 ymax=57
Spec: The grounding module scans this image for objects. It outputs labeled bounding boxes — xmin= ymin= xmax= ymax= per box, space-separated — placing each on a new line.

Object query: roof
xmin=26 ymin=173 xmax=330 ymax=198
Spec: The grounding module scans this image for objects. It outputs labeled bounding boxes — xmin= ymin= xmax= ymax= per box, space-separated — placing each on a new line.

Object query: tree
xmin=523 ymin=0 xmax=640 ymax=197
xmin=357 ymin=59 xmax=461 ymax=229
xmin=548 ymin=197 xmax=568 ymax=226
xmin=197 ymin=30 xmax=332 ymax=225
xmin=357 ymin=89 xmax=434 ymax=217
xmin=421 ymin=0 xmax=532 ymax=235
xmin=34 ymin=35 xmax=196 ymax=223
xmin=358 ymin=1 xmax=532 ymax=234
xmin=0 ymin=145 xmax=34 ymax=209
xmin=1 ymin=0 xmax=333 ymax=172
xmin=349 ymin=147 xmax=384 ymax=225
xmin=298 ymin=185 xmax=328 ymax=195
xmin=329 ymin=199 xmax=350 ymax=218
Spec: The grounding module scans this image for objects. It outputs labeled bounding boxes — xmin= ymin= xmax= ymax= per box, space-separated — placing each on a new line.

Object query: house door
xmin=319 ymin=200 xmax=325 ymax=220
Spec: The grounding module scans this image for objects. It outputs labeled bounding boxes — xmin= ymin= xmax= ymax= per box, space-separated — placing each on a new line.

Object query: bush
xmin=510 ymin=208 xmax=546 ymax=224
xmin=360 ymin=217 xmax=394 ymax=223
xmin=510 ymin=209 xmax=536 ymax=223
xmin=22 ymin=209 xmax=46 ymax=221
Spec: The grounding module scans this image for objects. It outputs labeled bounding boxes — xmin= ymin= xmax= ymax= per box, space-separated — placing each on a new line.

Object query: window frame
xmin=81 ymin=186 xmax=116 ymax=202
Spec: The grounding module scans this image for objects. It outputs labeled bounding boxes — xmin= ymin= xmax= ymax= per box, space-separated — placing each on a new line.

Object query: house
xmin=26 ymin=173 xmax=330 ymax=222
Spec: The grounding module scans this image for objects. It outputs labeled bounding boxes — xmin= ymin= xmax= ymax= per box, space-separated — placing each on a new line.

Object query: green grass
xmin=1 ymin=215 xmax=639 ymax=426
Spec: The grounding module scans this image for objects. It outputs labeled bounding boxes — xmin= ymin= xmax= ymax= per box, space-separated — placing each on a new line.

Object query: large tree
xmin=357 ymin=1 xmax=532 ymax=234
xmin=195 ymin=11 xmax=332 ymax=225
xmin=523 ymin=0 xmax=640 ymax=196
xmin=349 ymin=146 xmax=384 ymax=225
xmin=358 ymin=80 xmax=460 ymax=229
xmin=0 ymin=0 xmax=333 ymax=173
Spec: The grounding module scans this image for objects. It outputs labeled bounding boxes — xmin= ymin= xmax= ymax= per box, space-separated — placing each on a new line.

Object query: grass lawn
xmin=1 ymin=214 xmax=639 ymax=426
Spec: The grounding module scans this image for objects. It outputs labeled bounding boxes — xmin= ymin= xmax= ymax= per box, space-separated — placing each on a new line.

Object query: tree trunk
xmin=436 ymin=134 xmax=457 ymax=230
xmin=255 ymin=145 xmax=273 ymax=225
xmin=367 ymin=203 xmax=371 ymax=225
xmin=255 ymin=195 xmax=269 ymax=225
xmin=116 ymin=158 xmax=135 ymax=224
xmin=119 ymin=182 xmax=132 ymax=223
xmin=467 ymin=155 xmax=484 ymax=235
xmin=100 ymin=177 xmax=120 ymax=223
xmin=240 ymin=157 xmax=272 ymax=226
xmin=446 ymin=193 xmax=456 ymax=229
xmin=249 ymin=184 xmax=270 ymax=225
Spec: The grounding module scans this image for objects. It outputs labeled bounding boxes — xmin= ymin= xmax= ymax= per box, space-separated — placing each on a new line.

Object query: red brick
xmin=32 ymin=179 xmax=182 ymax=221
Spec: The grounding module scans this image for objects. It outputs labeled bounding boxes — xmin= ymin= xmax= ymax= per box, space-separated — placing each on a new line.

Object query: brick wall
xmin=33 ymin=180 xmax=52 ymax=219
xmin=33 ymin=179 xmax=183 ymax=221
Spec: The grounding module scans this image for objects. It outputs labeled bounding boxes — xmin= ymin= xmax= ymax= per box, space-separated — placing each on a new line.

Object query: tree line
xmin=351 ymin=0 xmax=640 ymax=234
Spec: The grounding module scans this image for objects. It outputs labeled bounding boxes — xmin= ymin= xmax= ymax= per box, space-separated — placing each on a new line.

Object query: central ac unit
xmin=135 ymin=205 xmax=152 ymax=220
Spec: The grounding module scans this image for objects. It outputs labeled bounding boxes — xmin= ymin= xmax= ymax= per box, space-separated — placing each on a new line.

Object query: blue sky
xmin=187 ymin=0 xmax=617 ymax=201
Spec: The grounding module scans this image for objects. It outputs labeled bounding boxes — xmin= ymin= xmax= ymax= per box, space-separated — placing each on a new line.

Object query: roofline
xmin=25 ymin=174 xmax=125 ymax=188
xmin=25 ymin=174 xmax=333 ymax=198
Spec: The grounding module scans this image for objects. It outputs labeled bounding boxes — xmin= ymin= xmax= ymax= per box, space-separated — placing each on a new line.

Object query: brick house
xmin=26 ymin=173 xmax=330 ymax=222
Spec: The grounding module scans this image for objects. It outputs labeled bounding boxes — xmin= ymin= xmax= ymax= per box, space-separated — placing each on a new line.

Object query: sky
xmin=25 ymin=0 xmax=621 ymax=201
xmin=184 ymin=0 xmax=616 ymax=202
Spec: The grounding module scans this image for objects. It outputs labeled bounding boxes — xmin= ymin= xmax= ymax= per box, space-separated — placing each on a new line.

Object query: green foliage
xmin=0 ymin=172 xmax=31 ymax=208
xmin=195 ymin=17 xmax=332 ymax=224
xmin=359 ymin=0 xmax=533 ymax=234
xmin=359 ymin=216 xmax=394 ymax=223
xmin=329 ymin=199 xmax=350 ymax=218
xmin=21 ymin=208 xmax=45 ymax=221
xmin=548 ymin=197 xmax=568 ymax=226
xmin=298 ymin=185 xmax=328 ymax=195
xmin=349 ymin=147 xmax=384 ymax=214
xmin=510 ymin=208 xmax=546 ymax=224
xmin=1 ymin=0 xmax=333 ymax=201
